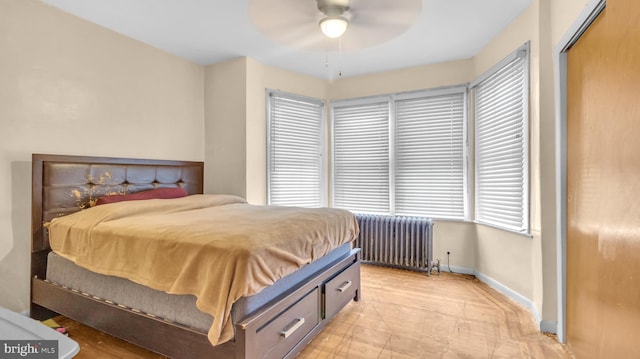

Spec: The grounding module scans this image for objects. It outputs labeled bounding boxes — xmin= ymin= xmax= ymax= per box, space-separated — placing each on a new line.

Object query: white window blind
xmin=332 ymin=100 xmax=390 ymax=214
xmin=332 ymin=87 xmax=467 ymax=219
xmin=395 ymin=90 xmax=466 ymax=219
xmin=267 ymin=90 xmax=324 ymax=207
xmin=473 ymin=45 xmax=529 ymax=232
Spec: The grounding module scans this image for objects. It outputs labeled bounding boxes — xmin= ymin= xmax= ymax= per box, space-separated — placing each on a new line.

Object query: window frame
xmin=330 ymin=95 xmax=392 ymax=215
xmin=330 ymin=85 xmax=469 ymax=220
xmin=471 ymin=42 xmax=530 ymax=234
xmin=266 ymin=89 xmax=327 ymax=207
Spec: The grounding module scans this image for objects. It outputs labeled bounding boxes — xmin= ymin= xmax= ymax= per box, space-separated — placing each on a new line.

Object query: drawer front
xmin=255 ymin=287 xmax=319 ymax=359
xmin=324 ymin=261 xmax=360 ymax=319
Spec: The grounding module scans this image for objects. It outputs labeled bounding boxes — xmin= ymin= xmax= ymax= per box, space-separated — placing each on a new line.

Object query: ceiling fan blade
xmin=250 ymin=0 xmax=421 ymax=52
xmin=250 ymin=0 xmax=327 ymax=50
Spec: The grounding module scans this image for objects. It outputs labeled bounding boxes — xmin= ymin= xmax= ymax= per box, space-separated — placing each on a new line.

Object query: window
xmin=332 ymin=86 xmax=467 ymax=219
xmin=395 ymin=89 xmax=466 ymax=218
xmin=268 ymin=43 xmax=529 ymax=230
xmin=267 ymin=90 xmax=325 ymax=207
xmin=472 ymin=43 xmax=529 ymax=232
xmin=332 ymin=99 xmax=390 ymax=214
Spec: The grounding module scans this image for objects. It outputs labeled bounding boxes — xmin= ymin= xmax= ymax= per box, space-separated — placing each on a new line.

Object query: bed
xmin=30 ymin=154 xmax=361 ymax=359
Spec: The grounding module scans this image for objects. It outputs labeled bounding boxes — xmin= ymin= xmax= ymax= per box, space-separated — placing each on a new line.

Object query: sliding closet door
xmin=566 ymin=0 xmax=640 ymax=357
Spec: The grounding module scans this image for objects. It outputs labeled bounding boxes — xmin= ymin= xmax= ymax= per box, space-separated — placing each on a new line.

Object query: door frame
xmin=553 ymin=0 xmax=606 ymax=344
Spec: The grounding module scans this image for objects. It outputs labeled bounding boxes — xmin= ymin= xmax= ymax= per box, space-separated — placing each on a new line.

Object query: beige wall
xmin=205 ymin=58 xmax=327 ymax=205
xmin=245 ymin=59 xmax=328 ymax=205
xmin=473 ymin=0 xmax=544 ymax=319
xmin=471 ymin=0 xmax=597 ymax=329
xmin=204 ymin=58 xmax=247 ymax=198
xmin=0 ymin=0 xmax=204 ymax=312
xmin=329 ymin=59 xmax=474 ymax=100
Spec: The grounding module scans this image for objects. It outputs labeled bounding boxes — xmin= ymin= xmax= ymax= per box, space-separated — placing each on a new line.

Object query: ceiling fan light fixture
xmin=319 ymin=16 xmax=349 ymax=38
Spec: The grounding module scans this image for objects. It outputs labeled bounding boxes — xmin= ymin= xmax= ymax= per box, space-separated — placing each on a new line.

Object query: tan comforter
xmin=47 ymin=194 xmax=359 ymax=346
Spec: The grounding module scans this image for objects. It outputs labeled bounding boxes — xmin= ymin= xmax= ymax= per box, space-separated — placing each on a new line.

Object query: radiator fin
xmin=354 ymin=214 xmax=433 ymax=274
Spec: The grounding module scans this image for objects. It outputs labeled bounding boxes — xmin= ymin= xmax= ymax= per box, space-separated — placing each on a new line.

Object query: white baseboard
xmin=540 ymin=320 xmax=557 ymax=334
xmin=439 ymin=264 xmax=475 ymax=275
xmin=474 ymin=271 xmax=542 ymax=328
xmin=441 ymin=266 xmax=558 ymax=335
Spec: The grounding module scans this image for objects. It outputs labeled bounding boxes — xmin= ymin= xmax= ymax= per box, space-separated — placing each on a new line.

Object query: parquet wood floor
xmin=54 ymin=264 xmax=574 ymax=358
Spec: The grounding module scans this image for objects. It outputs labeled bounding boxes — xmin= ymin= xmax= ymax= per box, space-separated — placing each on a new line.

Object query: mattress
xmin=47 ymin=194 xmax=360 ymax=345
xmin=45 ymin=242 xmax=352 ymax=333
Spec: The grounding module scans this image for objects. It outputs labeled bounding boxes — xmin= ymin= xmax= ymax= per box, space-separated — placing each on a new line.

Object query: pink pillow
xmin=96 ymin=187 xmax=188 ymax=206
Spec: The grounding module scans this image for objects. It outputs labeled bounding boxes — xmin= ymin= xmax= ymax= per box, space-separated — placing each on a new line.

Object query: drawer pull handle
xmin=280 ymin=317 xmax=305 ymax=338
xmin=337 ymin=280 xmax=352 ymax=293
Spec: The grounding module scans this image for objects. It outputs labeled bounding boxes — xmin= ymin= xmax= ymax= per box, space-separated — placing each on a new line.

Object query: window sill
xmin=473 ymin=220 xmax=533 ymax=238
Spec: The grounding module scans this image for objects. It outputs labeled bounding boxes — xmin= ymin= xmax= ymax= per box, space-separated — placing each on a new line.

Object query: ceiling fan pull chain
xmin=325 ymin=46 xmax=329 ymax=69
xmin=338 ymin=37 xmax=343 ymax=77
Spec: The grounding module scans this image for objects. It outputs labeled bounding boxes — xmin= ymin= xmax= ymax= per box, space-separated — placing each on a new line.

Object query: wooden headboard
xmin=31 ymin=154 xmax=204 ymax=280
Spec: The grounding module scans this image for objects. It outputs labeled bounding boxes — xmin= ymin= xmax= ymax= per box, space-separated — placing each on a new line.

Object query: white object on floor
xmin=0 ymin=307 xmax=79 ymax=358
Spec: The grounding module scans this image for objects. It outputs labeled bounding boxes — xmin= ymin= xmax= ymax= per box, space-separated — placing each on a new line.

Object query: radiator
xmin=354 ymin=214 xmax=436 ymax=274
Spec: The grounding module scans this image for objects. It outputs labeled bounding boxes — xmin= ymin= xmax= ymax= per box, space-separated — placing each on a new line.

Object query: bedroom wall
xmin=204 ymin=58 xmax=248 ymax=198
xmin=472 ymin=0 xmax=544 ymax=321
xmin=245 ymin=58 xmax=328 ymax=205
xmin=328 ymin=59 xmax=474 ymax=100
xmin=472 ymin=0 xmax=597 ymax=333
xmin=205 ymin=57 xmax=328 ymax=205
xmin=0 ymin=0 xmax=204 ymax=313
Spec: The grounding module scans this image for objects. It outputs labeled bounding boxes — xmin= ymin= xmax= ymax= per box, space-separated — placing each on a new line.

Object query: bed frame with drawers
xmin=30 ymin=153 xmax=361 ymax=359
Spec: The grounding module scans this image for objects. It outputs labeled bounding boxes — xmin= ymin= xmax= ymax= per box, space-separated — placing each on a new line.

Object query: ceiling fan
xmin=317 ymin=0 xmax=351 ymax=38
xmin=249 ymin=0 xmax=422 ymax=52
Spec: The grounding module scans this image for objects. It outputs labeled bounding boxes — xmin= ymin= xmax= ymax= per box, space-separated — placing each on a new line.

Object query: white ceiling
xmin=39 ymin=0 xmax=531 ymax=80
